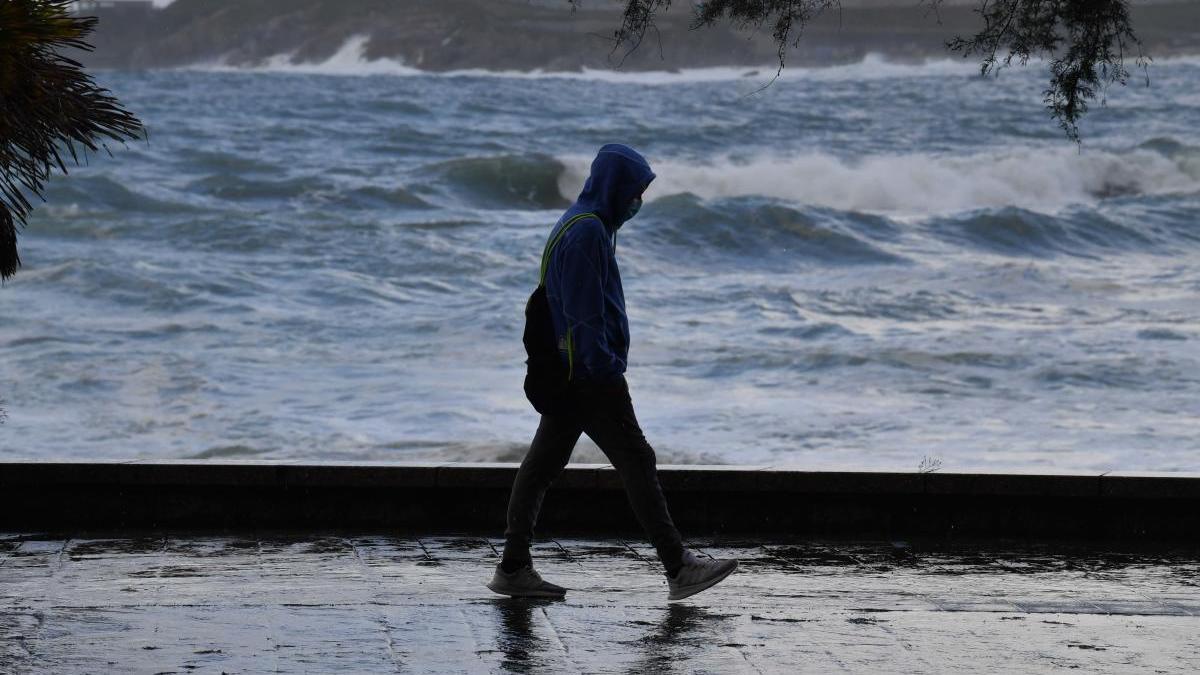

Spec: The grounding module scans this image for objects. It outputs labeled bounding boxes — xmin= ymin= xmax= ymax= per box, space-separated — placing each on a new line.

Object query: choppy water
xmin=2 ymin=50 xmax=1199 ymax=470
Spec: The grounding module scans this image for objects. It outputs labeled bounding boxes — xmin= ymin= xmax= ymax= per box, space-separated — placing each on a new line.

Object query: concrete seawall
xmin=3 ymin=461 xmax=1198 ymax=540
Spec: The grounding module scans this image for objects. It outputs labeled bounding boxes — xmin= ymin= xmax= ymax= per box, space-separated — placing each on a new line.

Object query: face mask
xmin=624 ymin=197 xmax=642 ymax=222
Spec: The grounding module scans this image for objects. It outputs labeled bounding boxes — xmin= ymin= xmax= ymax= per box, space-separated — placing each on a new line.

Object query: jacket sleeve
xmin=552 ymin=221 xmax=622 ymax=385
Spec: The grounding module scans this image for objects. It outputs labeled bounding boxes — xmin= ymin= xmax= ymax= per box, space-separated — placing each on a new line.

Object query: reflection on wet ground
xmin=2 ymin=533 xmax=1197 ymax=673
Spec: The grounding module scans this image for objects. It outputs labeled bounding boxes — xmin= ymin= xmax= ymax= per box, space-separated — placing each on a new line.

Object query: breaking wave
xmin=557 ymin=143 xmax=1200 ymax=218
xmin=195 ymin=35 xmax=983 ymax=84
xmin=425 ymin=154 xmax=571 ymax=209
xmin=926 ymin=207 xmax=1158 ymax=258
xmin=634 ymin=194 xmax=1179 ymax=264
xmin=639 ymin=194 xmax=906 ymax=266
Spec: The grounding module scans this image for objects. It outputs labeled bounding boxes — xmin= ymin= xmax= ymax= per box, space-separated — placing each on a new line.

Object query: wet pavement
xmin=2 ymin=532 xmax=1198 ymax=673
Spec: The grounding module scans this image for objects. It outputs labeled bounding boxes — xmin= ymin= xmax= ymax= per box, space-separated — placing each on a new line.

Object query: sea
xmin=2 ymin=42 xmax=1198 ymax=471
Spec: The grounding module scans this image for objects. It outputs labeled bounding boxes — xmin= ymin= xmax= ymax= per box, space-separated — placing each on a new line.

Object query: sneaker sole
xmin=667 ymin=560 xmax=738 ymax=601
xmin=486 ymin=581 xmax=566 ymax=599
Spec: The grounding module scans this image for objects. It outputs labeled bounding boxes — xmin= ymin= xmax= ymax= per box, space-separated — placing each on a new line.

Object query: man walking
xmin=487 ymin=144 xmax=738 ymax=601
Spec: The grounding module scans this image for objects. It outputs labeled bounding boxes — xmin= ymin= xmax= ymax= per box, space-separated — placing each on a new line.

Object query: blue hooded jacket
xmin=543 ymin=144 xmax=656 ymax=386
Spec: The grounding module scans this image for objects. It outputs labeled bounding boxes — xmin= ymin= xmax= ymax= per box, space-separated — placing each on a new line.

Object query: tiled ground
xmin=1 ymin=532 xmax=1198 ymax=673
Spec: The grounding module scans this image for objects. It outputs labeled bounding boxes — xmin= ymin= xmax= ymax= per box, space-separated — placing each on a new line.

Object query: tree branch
xmin=595 ymin=0 xmax=1146 ymax=142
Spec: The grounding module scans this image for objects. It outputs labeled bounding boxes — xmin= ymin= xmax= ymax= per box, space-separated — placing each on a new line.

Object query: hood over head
xmin=573 ymin=144 xmax=656 ymax=232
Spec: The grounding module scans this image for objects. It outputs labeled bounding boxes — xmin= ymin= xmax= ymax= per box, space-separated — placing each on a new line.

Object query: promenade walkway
xmin=2 ymin=532 xmax=1198 ymax=673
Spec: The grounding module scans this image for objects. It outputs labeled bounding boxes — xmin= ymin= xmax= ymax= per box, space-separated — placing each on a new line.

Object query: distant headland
xmin=75 ymin=0 xmax=1200 ymax=73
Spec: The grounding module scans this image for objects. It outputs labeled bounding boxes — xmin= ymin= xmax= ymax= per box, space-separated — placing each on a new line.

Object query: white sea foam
xmin=192 ymin=31 xmax=1200 ymax=86
xmin=193 ymin=35 xmax=983 ymax=83
xmin=194 ymin=36 xmax=423 ymax=76
xmin=556 ymin=146 xmax=1200 ymax=217
xmin=1148 ymin=54 xmax=1200 ymax=68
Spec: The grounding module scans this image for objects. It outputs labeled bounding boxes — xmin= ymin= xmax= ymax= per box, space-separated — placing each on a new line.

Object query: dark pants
xmin=502 ymin=376 xmax=685 ymax=573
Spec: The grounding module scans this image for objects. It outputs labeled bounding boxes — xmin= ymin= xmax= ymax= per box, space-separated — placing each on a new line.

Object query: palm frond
xmin=0 ymin=0 xmax=144 ymax=280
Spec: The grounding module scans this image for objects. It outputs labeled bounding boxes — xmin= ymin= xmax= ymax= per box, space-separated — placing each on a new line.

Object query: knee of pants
xmin=610 ymin=437 xmax=658 ymax=473
xmin=521 ymin=464 xmax=561 ymax=490
xmin=520 ymin=453 xmax=571 ymax=486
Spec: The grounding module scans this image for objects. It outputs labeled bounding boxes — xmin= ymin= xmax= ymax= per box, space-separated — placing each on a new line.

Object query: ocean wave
xmin=194 ymin=36 xmax=422 ymax=77
xmin=174 ymin=148 xmax=280 ymax=175
xmin=186 ymin=444 xmax=272 ymax=460
xmin=1137 ymin=328 xmax=1189 ymax=341
xmin=641 ymin=195 xmax=1177 ymax=263
xmin=558 ymin=142 xmax=1200 ymax=218
xmin=637 ymin=194 xmax=905 ymax=266
xmin=39 ymin=174 xmax=189 ymax=215
xmin=424 ymin=154 xmax=570 ymax=209
xmin=187 ymin=173 xmax=331 ymax=201
xmin=316 ymin=185 xmax=432 ymax=211
xmin=927 ymin=207 xmax=1156 ymax=258
xmin=1035 ymin=357 xmax=1194 ymax=391
xmin=798 ymin=287 xmax=970 ymax=322
xmin=193 ymin=35 xmax=983 ymax=84
xmin=1146 ymin=54 xmax=1200 ymax=68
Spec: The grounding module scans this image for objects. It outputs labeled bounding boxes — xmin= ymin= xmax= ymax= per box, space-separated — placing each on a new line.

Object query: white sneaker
xmin=667 ymin=550 xmax=738 ymax=601
xmin=486 ymin=563 xmax=567 ymax=599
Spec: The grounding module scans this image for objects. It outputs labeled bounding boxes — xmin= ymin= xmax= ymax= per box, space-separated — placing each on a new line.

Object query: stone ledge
xmin=2 ymin=461 xmax=1198 ymax=499
xmin=3 ymin=462 xmax=1198 ymax=540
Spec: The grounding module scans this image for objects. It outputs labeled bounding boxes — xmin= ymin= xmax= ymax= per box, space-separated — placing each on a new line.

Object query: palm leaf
xmin=0 ymin=0 xmax=144 ymax=280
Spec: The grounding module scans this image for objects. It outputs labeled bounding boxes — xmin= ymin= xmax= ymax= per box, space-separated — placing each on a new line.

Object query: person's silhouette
xmin=486 ymin=144 xmax=737 ymax=601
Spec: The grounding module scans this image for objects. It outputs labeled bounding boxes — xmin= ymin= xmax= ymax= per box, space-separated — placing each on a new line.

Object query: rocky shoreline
xmin=78 ymin=0 xmax=1200 ymax=72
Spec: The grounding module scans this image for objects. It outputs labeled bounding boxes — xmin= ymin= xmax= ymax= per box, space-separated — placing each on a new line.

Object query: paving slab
xmin=0 ymin=533 xmax=1197 ymax=673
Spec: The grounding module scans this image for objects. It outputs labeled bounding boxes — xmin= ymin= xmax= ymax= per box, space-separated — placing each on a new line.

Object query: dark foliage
xmin=588 ymin=0 xmax=1145 ymax=141
xmin=943 ymin=0 xmax=1145 ymax=141
xmin=585 ymin=0 xmax=840 ymax=71
xmin=0 ymin=0 xmax=144 ymax=280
